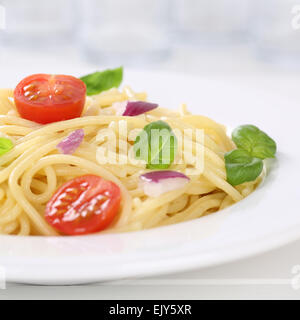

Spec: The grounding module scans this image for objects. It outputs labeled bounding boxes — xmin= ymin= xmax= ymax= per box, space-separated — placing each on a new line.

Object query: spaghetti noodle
xmin=0 ymin=85 xmax=261 ymax=236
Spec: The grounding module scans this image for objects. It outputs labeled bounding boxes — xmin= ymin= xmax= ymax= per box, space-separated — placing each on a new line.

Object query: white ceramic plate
xmin=0 ymin=70 xmax=299 ymax=285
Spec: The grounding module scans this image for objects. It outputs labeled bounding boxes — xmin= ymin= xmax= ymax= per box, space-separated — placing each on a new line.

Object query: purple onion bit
xmin=140 ymin=171 xmax=190 ymax=197
xmin=122 ymin=101 xmax=158 ymax=116
xmin=140 ymin=170 xmax=189 ymax=183
xmin=57 ymin=129 xmax=84 ymax=155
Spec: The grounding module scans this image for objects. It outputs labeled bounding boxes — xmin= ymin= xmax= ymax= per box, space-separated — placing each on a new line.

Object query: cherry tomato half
xmin=45 ymin=175 xmax=121 ymax=236
xmin=14 ymin=74 xmax=86 ymax=124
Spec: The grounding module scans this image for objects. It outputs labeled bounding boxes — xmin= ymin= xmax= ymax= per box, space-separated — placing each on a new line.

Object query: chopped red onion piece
xmin=114 ymin=101 xmax=158 ymax=117
xmin=57 ymin=129 xmax=84 ymax=155
xmin=140 ymin=171 xmax=190 ymax=197
xmin=123 ymin=101 xmax=158 ymax=116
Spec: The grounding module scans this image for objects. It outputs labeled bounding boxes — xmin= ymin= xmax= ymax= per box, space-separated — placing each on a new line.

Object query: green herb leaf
xmin=80 ymin=67 xmax=123 ymax=96
xmin=232 ymin=125 xmax=276 ymax=159
xmin=134 ymin=120 xmax=178 ymax=169
xmin=225 ymin=149 xmax=263 ymax=186
xmin=0 ymin=137 xmax=14 ymax=156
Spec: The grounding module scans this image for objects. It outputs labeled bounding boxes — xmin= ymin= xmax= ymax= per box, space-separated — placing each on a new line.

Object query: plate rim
xmin=4 ymin=222 xmax=300 ymax=285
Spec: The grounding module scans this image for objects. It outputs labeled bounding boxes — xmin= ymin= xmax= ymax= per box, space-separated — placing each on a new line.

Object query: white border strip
xmin=0 ymin=5 xmax=5 ymax=30
xmin=0 ymin=266 xmax=6 ymax=289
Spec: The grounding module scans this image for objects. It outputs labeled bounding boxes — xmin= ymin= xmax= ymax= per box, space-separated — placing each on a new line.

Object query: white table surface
xmin=0 ymin=44 xmax=299 ymax=300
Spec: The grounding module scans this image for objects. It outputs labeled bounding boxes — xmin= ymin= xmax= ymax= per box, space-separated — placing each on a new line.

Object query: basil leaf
xmin=225 ymin=149 xmax=263 ymax=186
xmin=0 ymin=137 xmax=14 ymax=156
xmin=232 ymin=125 xmax=276 ymax=159
xmin=80 ymin=67 xmax=123 ymax=96
xmin=134 ymin=120 xmax=178 ymax=169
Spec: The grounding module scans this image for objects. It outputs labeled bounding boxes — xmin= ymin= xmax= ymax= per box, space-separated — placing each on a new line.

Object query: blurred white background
xmin=0 ymin=0 xmax=300 ymax=299
xmin=0 ymin=0 xmax=300 ymax=75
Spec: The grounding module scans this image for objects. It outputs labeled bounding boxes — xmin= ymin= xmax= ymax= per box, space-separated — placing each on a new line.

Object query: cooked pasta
xmin=0 ymin=78 xmax=263 ymax=236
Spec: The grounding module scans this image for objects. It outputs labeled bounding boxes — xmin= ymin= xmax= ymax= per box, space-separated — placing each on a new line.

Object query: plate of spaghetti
xmin=0 ymin=67 xmax=298 ymax=284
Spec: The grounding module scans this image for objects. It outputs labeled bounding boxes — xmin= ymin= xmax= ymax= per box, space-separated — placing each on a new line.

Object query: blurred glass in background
xmin=76 ymin=0 xmax=172 ymax=66
xmin=0 ymin=0 xmax=300 ymax=71
xmin=173 ymin=0 xmax=250 ymax=45
xmin=252 ymin=0 xmax=300 ymax=68
xmin=0 ymin=0 xmax=74 ymax=47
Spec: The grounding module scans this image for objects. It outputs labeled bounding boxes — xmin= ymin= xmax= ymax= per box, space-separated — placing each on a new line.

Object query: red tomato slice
xmin=14 ymin=74 xmax=86 ymax=124
xmin=45 ymin=175 xmax=121 ymax=235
